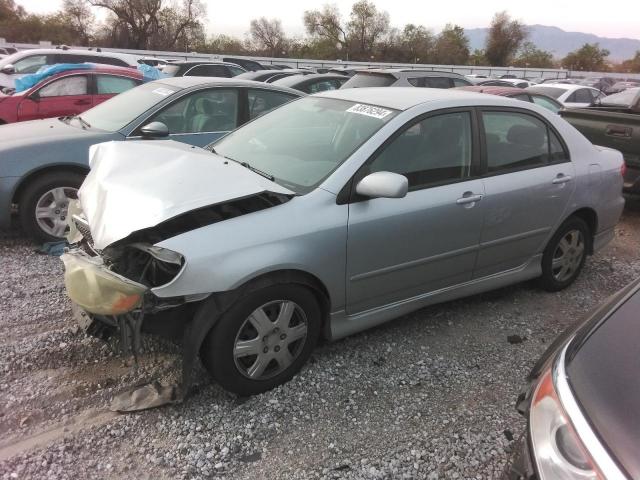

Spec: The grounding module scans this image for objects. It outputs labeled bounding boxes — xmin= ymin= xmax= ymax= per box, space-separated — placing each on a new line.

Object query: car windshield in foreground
xmin=526 ymin=86 xmax=566 ymax=99
xmin=81 ymin=82 xmax=179 ymax=131
xmin=212 ymin=97 xmax=398 ymax=194
xmin=600 ymin=87 xmax=640 ymax=107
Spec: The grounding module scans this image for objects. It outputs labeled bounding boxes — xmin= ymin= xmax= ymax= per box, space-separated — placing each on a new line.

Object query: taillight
xmin=620 ymin=161 xmax=627 ymax=178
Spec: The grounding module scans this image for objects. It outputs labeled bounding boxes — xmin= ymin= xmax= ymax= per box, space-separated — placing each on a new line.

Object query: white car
xmin=0 ymin=48 xmax=139 ymax=89
xmin=478 ymin=78 xmax=538 ymax=88
xmin=526 ymin=83 xmax=606 ymax=108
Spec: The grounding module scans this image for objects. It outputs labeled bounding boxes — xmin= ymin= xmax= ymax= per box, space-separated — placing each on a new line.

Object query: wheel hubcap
xmin=233 ymin=300 xmax=308 ymax=380
xmin=34 ymin=187 xmax=78 ymax=238
xmin=551 ymin=229 xmax=585 ymax=283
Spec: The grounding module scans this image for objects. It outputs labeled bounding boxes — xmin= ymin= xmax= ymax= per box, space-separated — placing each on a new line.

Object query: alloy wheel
xmin=34 ymin=187 xmax=78 ymax=239
xmin=233 ymin=300 xmax=308 ymax=380
xmin=551 ymin=229 xmax=585 ymax=283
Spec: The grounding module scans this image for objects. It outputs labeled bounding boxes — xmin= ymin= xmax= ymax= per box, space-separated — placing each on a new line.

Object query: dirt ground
xmin=1 ymin=196 xmax=639 ymax=479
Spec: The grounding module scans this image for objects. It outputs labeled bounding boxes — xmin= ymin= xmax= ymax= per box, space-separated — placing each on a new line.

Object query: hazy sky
xmin=15 ymin=0 xmax=640 ymax=39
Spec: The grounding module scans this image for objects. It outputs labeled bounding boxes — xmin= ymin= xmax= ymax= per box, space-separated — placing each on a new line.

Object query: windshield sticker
xmin=346 ymin=103 xmax=392 ymax=119
xmin=152 ymin=87 xmax=175 ymax=96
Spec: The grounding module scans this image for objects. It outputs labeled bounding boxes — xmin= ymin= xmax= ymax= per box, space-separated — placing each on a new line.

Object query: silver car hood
xmin=79 ymin=140 xmax=294 ymax=250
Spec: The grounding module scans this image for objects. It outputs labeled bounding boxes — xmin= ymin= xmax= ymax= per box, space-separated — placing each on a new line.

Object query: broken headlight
xmin=106 ymin=243 xmax=184 ymax=289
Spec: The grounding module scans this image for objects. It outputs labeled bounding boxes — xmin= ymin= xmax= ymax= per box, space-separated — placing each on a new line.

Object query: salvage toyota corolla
xmin=62 ymin=88 xmax=625 ymax=397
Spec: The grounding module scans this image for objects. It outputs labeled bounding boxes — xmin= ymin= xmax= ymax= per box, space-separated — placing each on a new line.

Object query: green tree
xmin=562 ymin=43 xmax=610 ymax=71
xmin=513 ymin=42 xmax=554 ymax=68
xmin=621 ymin=50 xmax=640 ymax=73
xmin=469 ymin=48 xmax=487 ymax=65
xmin=485 ymin=11 xmax=528 ymax=66
xmin=400 ymin=24 xmax=434 ymax=64
xmin=434 ymin=24 xmax=469 ymax=65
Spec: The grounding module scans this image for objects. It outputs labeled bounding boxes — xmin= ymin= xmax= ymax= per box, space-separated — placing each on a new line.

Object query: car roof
xmin=360 ymin=69 xmax=465 ymax=78
xmin=151 ymin=76 xmax=304 ymax=96
xmin=272 ymin=73 xmax=347 ymax=87
xmin=532 ymin=83 xmax=594 ymax=92
xmin=0 ymin=48 xmax=138 ymax=66
xmin=167 ymin=60 xmax=241 ymax=67
xmin=316 ymin=87 xmax=507 ymax=111
xmin=455 ymin=85 xmax=524 ymax=96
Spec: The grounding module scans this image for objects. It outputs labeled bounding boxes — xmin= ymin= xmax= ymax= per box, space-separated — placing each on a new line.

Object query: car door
xmin=93 ymin=74 xmax=141 ymax=106
xmin=346 ymin=109 xmax=486 ymax=314
xmin=132 ymin=87 xmax=240 ymax=146
xmin=474 ymin=109 xmax=575 ymax=278
xmin=19 ymin=74 xmax=91 ymax=121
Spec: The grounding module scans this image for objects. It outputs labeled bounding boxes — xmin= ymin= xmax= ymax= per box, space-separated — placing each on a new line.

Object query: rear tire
xmin=539 ymin=217 xmax=591 ymax=292
xmin=18 ymin=171 xmax=85 ymax=243
xmin=200 ymin=284 xmax=321 ymax=396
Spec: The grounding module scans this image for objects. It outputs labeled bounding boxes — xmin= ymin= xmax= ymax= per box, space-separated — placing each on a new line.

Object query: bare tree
xmin=303 ymin=4 xmax=349 ymax=58
xmin=61 ymin=0 xmax=95 ymax=44
xmin=433 ymin=24 xmax=470 ymax=65
xmin=87 ymin=0 xmax=204 ymax=50
xmin=249 ymin=17 xmax=287 ymax=57
xmin=347 ymin=0 xmax=389 ymax=60
xmin=485 ymin=11 xmax=528 ymax=66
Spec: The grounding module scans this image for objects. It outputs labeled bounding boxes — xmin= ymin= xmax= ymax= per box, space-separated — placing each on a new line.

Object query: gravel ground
xmin=1 ymin=196 xmax=639 ymax=480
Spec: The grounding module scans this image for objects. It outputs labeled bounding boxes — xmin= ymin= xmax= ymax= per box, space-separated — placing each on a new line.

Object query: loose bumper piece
xmin=61 ymin=250 xmax=147 ymax=315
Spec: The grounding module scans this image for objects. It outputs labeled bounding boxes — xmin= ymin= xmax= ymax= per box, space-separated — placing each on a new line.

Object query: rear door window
xmin=572 ymin=89 xmax=593 ymax=103
xmin=482 ymin=111 xmax=552 ymax=173
xmin=96 ymin=75 xmax=140 ymax=94
xmin=248 ymin=89 xmax=297 ymax=119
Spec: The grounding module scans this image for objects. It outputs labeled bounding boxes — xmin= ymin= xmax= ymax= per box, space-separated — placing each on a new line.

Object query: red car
xmin=0 ymin=66 xmax=143 ymax=124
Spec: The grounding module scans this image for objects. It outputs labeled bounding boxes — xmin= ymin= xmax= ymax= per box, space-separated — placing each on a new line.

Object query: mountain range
xmin=464 ymin=25 xmax=640 ymax=61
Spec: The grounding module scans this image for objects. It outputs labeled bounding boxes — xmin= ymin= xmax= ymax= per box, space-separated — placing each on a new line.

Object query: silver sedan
xmin=62 ymin=87 xmax=625 ymax=398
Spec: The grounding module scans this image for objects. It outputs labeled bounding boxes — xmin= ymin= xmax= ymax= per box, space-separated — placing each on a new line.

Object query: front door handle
xmin=552 ymin=174 xmax=572 ymax=185
xmin=456 ymin=192 xmax=483 ymax=205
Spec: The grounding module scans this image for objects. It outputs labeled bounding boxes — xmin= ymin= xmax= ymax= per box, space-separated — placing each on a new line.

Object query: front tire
xmin=539 ymin=217 xmax=591 ymax=292
xmin=18 ymin=171 xmax=85 ymax=243
xmin=200 ymin=284 xmax=321 ymax=396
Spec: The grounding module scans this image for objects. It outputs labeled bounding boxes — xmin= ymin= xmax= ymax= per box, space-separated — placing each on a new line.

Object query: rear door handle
xmin=552 ymin=174 xmax=572 ymax=185
xmin=605 ymin=125 xmax=632 ymax=138
xmin=456 ymin=193 xmax=483 ymax=205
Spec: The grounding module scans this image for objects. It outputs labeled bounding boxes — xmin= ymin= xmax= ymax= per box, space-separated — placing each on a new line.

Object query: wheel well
xmin=240 ymin=269 xmax=332 ymax=338
xmin=11 ymin=165 xmax=89 ymax=205
xmin=568 ymin=207 xmax=598 ymax=253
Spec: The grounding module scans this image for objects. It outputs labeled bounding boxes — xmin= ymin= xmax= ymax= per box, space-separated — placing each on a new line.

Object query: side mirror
xmin=0 ymin=64 xmax=15 ymax=75
xmin=28 ymin=90 xmax=40 ymax=101
xmin=356 ymin=171 xmax=408 ymax=199
xmin=140 ymin=121 xmax=169 ymax=139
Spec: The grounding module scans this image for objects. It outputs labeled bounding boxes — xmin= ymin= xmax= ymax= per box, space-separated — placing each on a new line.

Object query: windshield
xmin=212 ymin=97 xmax=398 ymax=193
xmin=600 ymin=87 xmax=640 ymax=107
xmin=81 ymin=82 xmax=179 ymax=131
xmin=526 ymin=86 xmax=566 ymax=99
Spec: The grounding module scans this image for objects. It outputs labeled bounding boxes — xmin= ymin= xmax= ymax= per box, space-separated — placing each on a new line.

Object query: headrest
xmin=507 ymin=124 xmax=545 ymax=148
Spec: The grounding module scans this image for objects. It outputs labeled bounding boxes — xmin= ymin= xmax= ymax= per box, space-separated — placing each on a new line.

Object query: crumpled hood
xmin=79 ymin=140 xmax=294 ymax=250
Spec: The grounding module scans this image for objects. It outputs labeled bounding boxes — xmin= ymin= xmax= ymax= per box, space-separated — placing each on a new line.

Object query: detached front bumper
xmin=61 ymin=249 xmax=148 ymax=316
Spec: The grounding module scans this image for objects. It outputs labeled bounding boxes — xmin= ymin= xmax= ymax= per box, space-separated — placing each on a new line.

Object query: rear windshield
xmin=161 ymin=65 xmax=181 ymax=77
xmin=600 ymin=87 xmax=640 ymax=107
xmin=526 ymin=86 xmax=566 ymax=99
xmin=341 ymin=72 xmax=395 ymax=89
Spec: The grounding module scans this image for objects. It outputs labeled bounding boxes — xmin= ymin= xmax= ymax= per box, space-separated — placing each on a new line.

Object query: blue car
xmin=0 ymin=77 xmax=303 ymax=242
